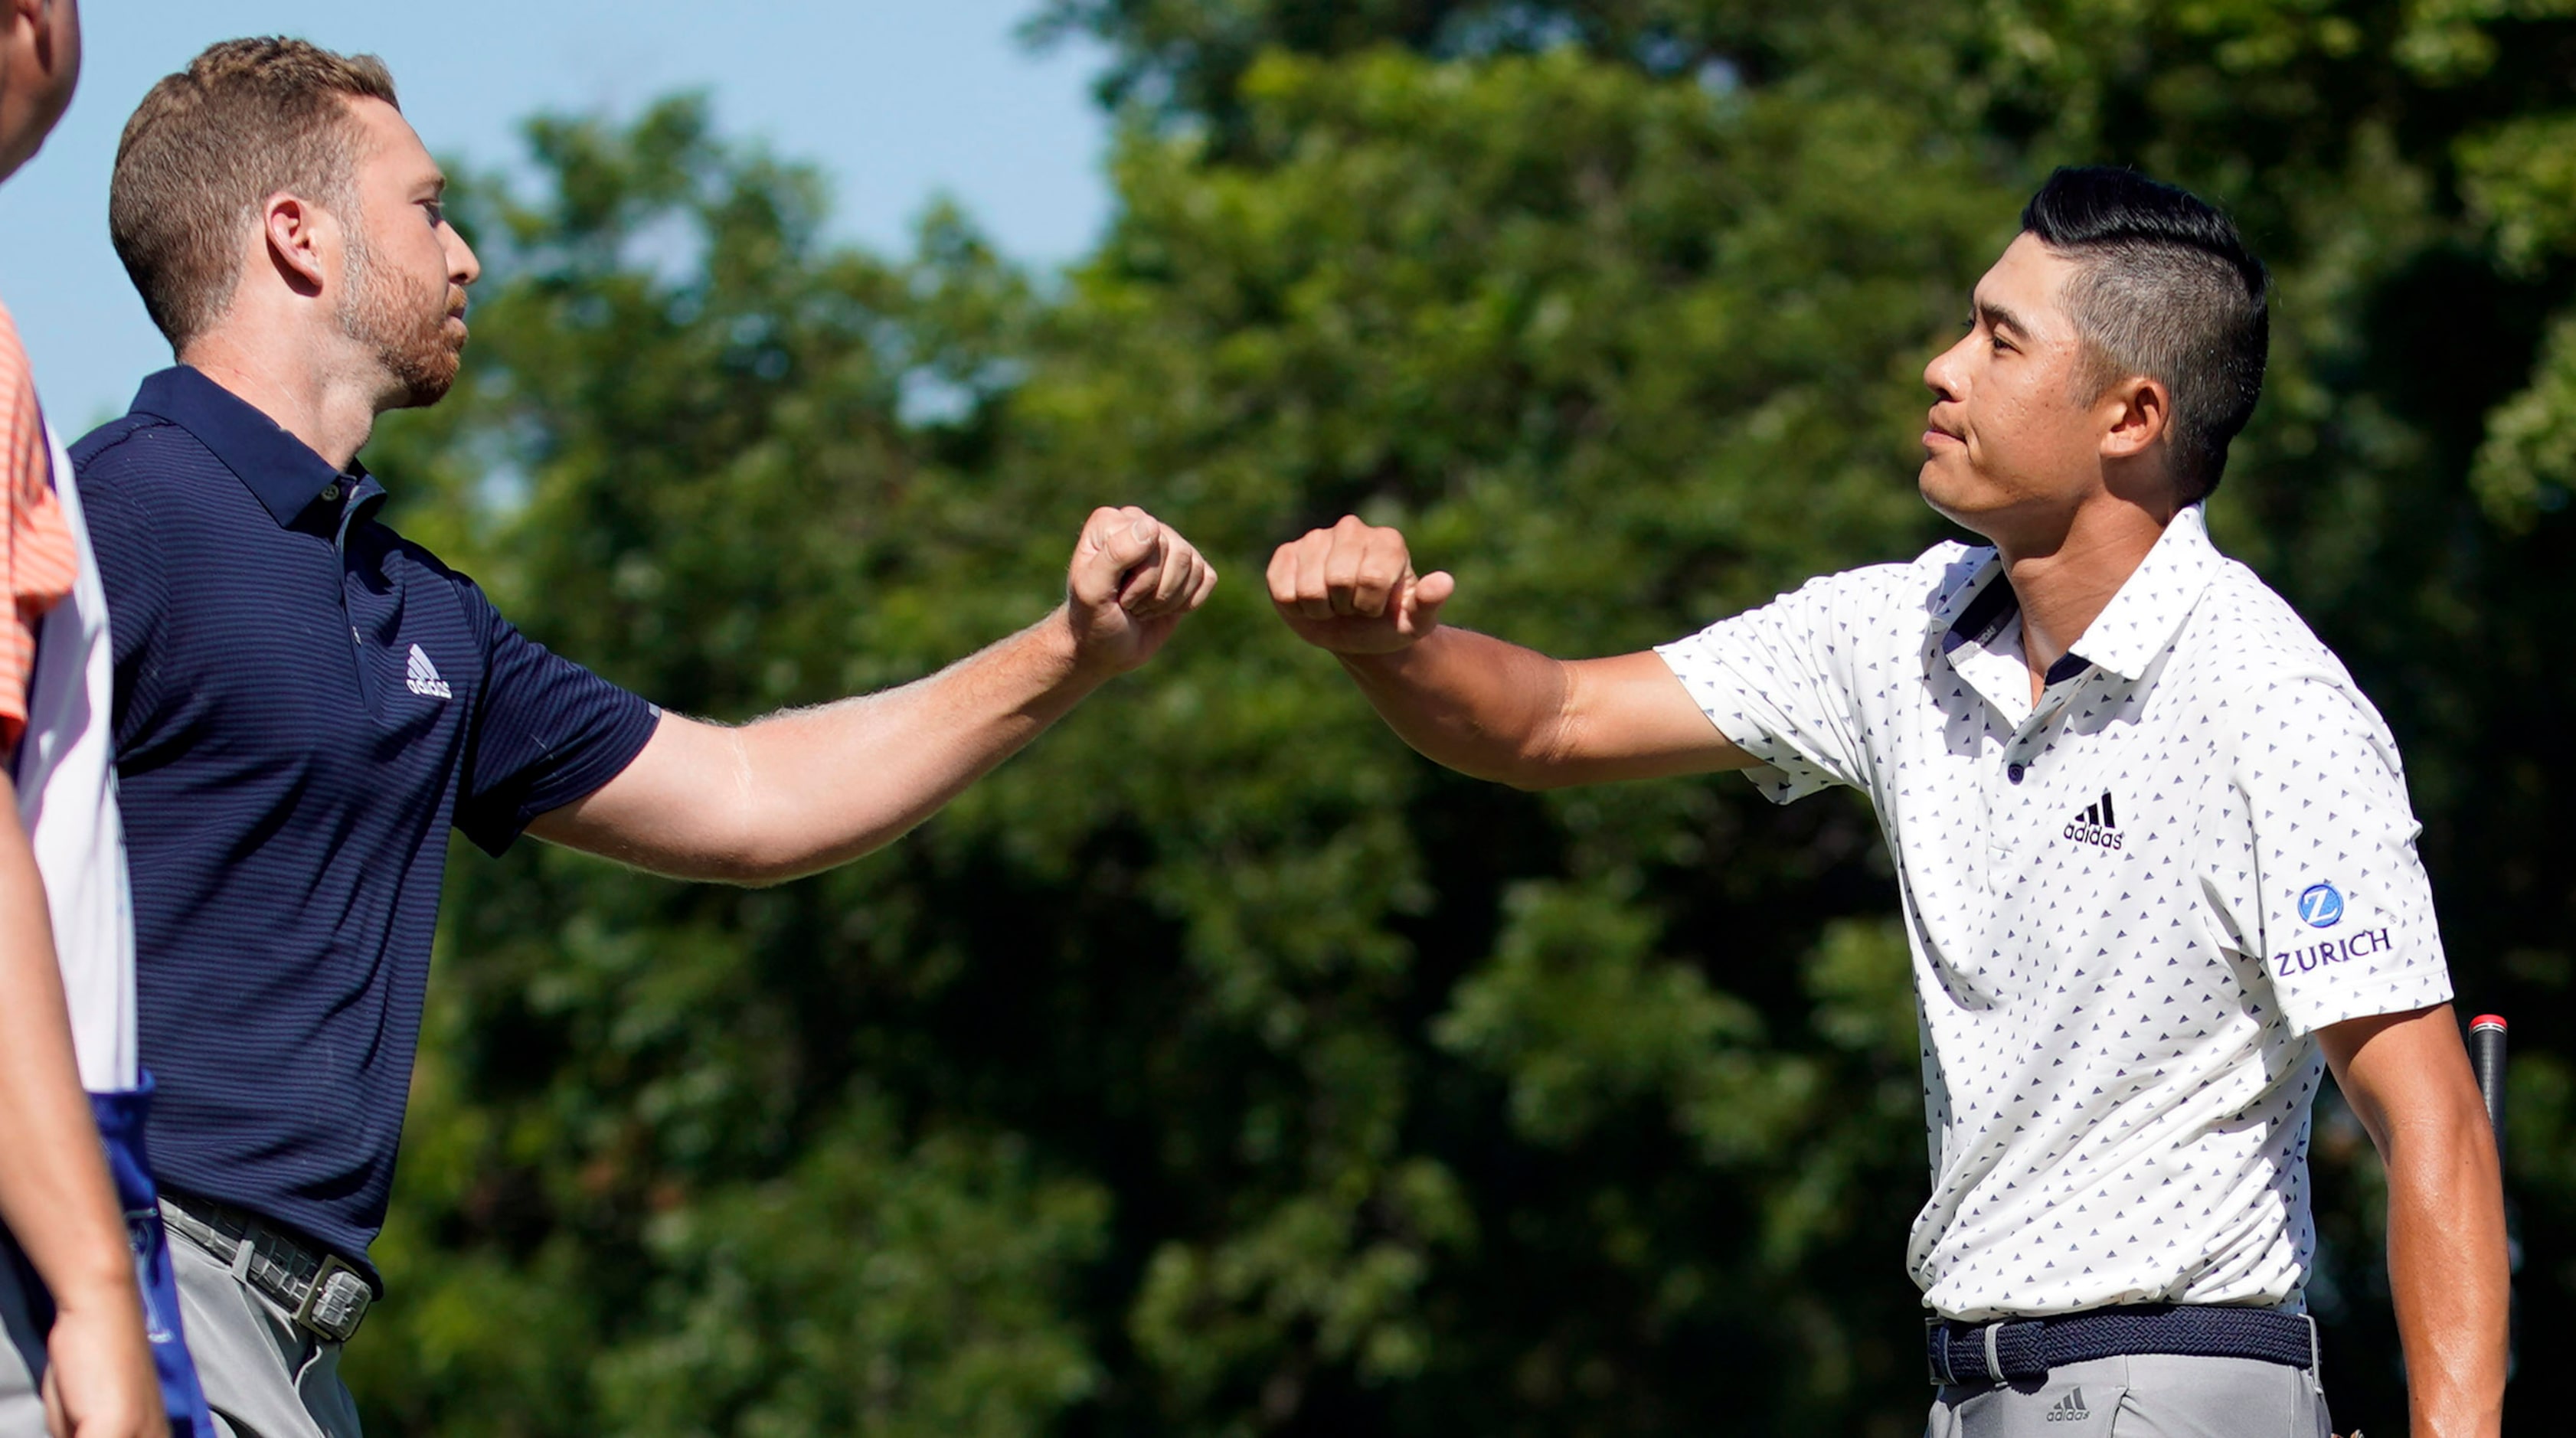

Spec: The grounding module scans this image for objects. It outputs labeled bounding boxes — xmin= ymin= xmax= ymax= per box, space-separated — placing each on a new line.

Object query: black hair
xmin=2020 ymin=166 xmax=2270 ymax=500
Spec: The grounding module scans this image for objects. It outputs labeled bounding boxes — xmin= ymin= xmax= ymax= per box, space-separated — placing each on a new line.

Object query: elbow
xmin=715 ymin=857 xmax=802 ymax=889
xmin=705 ymin=838 xmax=861 ymax=888
xmin=659 ymin=843 xmax=793 ymax=888
xmin=1400 ymin=728 xmax=1560 ymax=791
xmin=705 ymin=817 xmax=907 ymax=887
xmin=1497 ymin=759 xmax=1574 ymax=793
xmin=690 ymin=854 xmax=822 ymax=888
xmin=2376 ymin=1094 xmax=2503 ymax=1200
xmin=1491 ymin=706 xmax=1584 ymax=791
xmin=661 ymin=808 xmax=822 ymax=887
xmin=1431 ymin=745 xmax=1573 ymax=793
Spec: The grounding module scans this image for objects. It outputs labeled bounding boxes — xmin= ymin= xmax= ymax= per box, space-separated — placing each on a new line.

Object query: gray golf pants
xmin=1927 ymin=1352 xmax=2330 ymax=1437
xmin=163 ymin=1214 xmax=361 ymax=1438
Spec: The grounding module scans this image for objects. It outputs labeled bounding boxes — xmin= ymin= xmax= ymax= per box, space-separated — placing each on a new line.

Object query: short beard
xmin=337 ymin=220 xmax=463 ymax=410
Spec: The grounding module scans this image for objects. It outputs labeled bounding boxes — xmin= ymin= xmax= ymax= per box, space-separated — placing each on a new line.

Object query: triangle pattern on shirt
xmin=1650 ymin=504 xmax=2451 ymax=1321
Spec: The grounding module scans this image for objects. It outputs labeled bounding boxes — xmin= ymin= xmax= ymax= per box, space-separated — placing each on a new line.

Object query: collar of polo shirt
xmin=1929 ymin=504 xmax=2225 ymax=685
xmin=67 ymin=369 xmax=668 ymax=1280
xmin=1654 ymin=494 xmax=2454 ymax=1321
xmin=128 ymin=366 xmax=375 ymax=527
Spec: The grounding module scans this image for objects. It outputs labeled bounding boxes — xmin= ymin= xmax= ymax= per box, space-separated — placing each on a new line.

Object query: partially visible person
xmin=0 ymin=2 xmax=210 ymax=1436
xmin=1267 ymin=168 xmax=2505 ymax=1436
xmin=79 ymin=38 xmax=1214 ymax=1438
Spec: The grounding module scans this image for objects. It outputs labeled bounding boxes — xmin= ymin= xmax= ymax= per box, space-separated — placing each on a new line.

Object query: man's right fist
xmin=1267 ymin=515 xmax=1456 ymax=654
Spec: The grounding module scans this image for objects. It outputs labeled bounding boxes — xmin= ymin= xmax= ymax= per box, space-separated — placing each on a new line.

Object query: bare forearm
xmin=2324 ymin=1006 xmax=2511 ymax=1438
xmin=551 ymin=606 xmax=1110 ymax=883
xmin=1337 ymin=627 xmax=1574 ymax=786
xmin=1270 ymin=518 xmax=1747 ymax=787
xmin=2385 ymin=1113 xmax=2509 ymax=1436
xmin=534 ymin=505 xmax=1216 ymax=881
xmin=0 ymin=803 xmax=139 ymax=1316
xmin=728 ymin=606 xmax=1107 ymax=875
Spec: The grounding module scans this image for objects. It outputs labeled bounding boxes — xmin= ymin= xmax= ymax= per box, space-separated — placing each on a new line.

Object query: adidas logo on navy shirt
xmin=2044 ymin=1389 xmax=2091 ymax=1422
xmin=406 ymin=643 xmax=452 ymax=700
xmin=2062 ymin=790 xmax=2121 ymax=851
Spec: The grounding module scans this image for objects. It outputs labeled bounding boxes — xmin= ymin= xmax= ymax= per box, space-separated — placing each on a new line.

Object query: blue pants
xmin=0 ymin=1077 xmax=214 ymax=1437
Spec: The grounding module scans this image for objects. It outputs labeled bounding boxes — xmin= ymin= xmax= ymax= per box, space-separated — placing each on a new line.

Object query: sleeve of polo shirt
xmin=1652 ymin=566 xmax=1892 ymax=804
xmin=0 ymin=310 xmax=74 ymax=755
xmin=453 ymin=581 xmax=662 ymax=856
xmin=2228 ymin=674 xmax=2453 ymax=1036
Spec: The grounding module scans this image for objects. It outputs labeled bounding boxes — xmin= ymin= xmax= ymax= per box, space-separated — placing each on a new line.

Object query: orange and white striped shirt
xmin=0 ymin=300 xmax=75 ymax=753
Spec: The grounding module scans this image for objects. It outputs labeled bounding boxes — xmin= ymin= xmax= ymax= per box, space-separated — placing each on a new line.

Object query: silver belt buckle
xmin=293 ymin=1252 xmax=371 ymax=1343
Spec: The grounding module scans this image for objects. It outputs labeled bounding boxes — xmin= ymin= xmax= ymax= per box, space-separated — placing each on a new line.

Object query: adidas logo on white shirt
xmin=2061 ymin=790 xmax=2122 ymax=851
xmin=406 ymin=643 xmax=452 ymax=699
xmin=2044 ymin=1388 xmax=2091 ymax=1422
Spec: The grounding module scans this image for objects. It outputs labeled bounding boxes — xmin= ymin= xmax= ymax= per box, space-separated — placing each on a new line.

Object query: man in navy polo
xmin=77 ymin=39 xmax=1217 ymax=1437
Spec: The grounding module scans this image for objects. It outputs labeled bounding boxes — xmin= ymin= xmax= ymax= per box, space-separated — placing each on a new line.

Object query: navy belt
xmin=1926 ymin=1304 xmax=2317 ymax=1387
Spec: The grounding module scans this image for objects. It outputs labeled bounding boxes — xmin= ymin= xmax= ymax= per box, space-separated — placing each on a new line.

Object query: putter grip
xmin=2470 ymin=1015 xmax=2507 ymax=1165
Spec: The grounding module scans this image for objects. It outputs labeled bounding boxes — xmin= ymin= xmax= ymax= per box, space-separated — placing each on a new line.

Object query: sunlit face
xmin=0 ymin=0 xmax=81 ymax=181
xmin=1917 ymin=234 xmax=2113 ymax=544
xmin=337 ymin=97 xmax=479 ymax=409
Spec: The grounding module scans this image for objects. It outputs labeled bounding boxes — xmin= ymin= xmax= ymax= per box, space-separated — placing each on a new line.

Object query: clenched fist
xmin=1267 ymin=515 xmax=1455 ymax=654
xmin=1066 ymin=505 xmax=1218 ymax=675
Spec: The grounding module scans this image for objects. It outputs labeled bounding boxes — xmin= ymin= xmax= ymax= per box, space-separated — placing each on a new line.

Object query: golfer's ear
xmin=261 ymin=191 xmax=332 ymax=296
xmin=2099 ymin=374 xmax=2171 ymax=459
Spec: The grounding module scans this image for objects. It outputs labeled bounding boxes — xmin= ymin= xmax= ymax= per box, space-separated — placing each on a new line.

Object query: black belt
xmin=159 ymin=1191 xmax=373 ymax=1344
xmin=1926 ymin=1304 xmax=2316 ymax=1387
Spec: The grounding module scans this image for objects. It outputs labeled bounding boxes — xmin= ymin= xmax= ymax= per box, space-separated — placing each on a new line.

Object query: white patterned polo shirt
xmin=1657 ymin=505 xmax=2451 ymax=1320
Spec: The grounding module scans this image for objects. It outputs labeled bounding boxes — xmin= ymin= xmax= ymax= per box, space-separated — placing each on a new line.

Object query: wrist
xmin=1047 ymin=603 xmax=1126 ymax=685
xmin=41 ymin=1260 xmax=141 ymax=1316
xmin=1333 ymin=629 xmax=1440 ymax=678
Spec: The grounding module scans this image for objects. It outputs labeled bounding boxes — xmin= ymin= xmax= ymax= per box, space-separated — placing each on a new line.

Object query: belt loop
xmin=1984 ymin=1321 xmax=2003 ymax=1382
xmin=227 ymin=1223 xmax=257 ymax=1285
xmin=2306 ymin=1314 xmax=2320 ymax=1383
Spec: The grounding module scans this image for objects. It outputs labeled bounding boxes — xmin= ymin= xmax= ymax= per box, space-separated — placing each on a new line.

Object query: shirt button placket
xmin=1990 ymin=710 xmax=2055 ymax=880
xmin=1986 ymin=750 xmax=2023 ymax=881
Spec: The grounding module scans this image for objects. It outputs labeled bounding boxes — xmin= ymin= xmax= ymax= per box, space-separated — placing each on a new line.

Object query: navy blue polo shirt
xmin=74 ymin=367 xmax=660 ymax=1279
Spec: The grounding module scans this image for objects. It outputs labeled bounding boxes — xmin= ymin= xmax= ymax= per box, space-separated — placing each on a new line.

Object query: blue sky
xmin=1 ymin=1 xmax=1113 ymax=428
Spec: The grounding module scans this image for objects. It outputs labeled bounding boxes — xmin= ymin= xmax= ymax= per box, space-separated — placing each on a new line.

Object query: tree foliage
xmin=348 ymin=1 xmax=2576 ymax=1433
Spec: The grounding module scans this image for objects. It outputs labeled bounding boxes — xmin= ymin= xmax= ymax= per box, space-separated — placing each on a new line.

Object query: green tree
xmin=347 ymin=101 xmax=1109 ymax=1437
xmin=359 ymin=64 xmax=1996 ymax=1433
xmin=1034 ymin=0 xmax=2576 ymax=1427
xmin=345 ymin=0 xmax=2576 ymax=1433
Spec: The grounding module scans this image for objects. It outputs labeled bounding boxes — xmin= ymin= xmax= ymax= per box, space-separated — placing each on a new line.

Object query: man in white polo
xmin=1264 ymin=167 xmax=2506 ymax=1435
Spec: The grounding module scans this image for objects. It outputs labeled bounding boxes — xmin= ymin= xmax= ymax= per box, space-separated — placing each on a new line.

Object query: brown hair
xmin=108 ymin=38 xmax=400 ymax=349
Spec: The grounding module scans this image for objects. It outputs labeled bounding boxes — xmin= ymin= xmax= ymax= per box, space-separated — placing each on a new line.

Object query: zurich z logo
xmin=2297 ymin=882 xmax=2345 ymax=929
